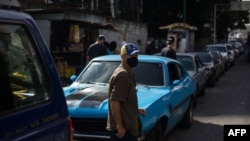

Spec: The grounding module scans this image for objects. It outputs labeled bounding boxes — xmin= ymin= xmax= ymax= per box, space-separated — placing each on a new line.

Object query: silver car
xmin=177 ymin=53 xmax=206 ymax=97
xmin=204 ymin=44 xmax=231 ymax=70
xmin=225 ymin=43 xmax=236 ymax=66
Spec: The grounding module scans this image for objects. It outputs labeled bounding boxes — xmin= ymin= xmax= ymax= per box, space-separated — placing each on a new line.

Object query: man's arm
xmin=110 ymin=101 xmax=126 ymax=138
xmin=86 ymin=55 xmax=90 ymax=64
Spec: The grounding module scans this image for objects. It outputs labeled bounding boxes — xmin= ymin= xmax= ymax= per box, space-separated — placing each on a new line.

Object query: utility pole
xmin=183 ymin=0 xmax=187 ymax=23
xmin=213 ymin=4 xmax=230 ymax=43
xmin=213 ymin=4 xmax=217 ymax=43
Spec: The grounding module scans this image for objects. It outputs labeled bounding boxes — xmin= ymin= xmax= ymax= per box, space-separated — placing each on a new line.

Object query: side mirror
xmin=172 ymin=80 xmax=181 ymax=86
xmin=198 ymin=67 xmax=205 ymax=72
xmin=70 ymin=75 xmax=77 ymax=82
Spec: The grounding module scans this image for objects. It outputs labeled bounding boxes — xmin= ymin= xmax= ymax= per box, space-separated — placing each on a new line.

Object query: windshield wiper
xmin=136 ymin=83 xmax=150 ymax=89
xmin=83 ymin=81 xmax=107 ymax=86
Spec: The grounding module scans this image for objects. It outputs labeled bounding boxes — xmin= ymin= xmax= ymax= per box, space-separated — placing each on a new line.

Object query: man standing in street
xmin=106 ymin=43 xmax=146 ymax=141
xmin=86 ymin=34 xmax=108 ymax=63
xmin=161 ymin=36 xmax=177 ymax=60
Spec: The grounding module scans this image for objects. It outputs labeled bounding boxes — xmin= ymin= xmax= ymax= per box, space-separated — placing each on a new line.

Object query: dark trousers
xmin=110 ymin=130 xmax=137 ymax=141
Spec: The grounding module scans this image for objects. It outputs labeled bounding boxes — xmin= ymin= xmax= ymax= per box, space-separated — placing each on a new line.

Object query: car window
xmin=196 ymin=53 xmax=212 ymax=63
xmin=205 ymin=46 xmax=226 ymax=52
xmin=134 ymin=62 xmax=164 ymax=86
xmin=176 ymin=55 xmax=195 ymax=71
xmin=0 ymin=23 xmax=51 ymax=114
xmin=194 ymin=56 xmax=202 ymax=68
xmin=212 ymin=52 xmax=219 ymax=60
xmin=168 ymin=63 xmax=184 ymax=84
xmin=77 ymin=61 xmax=120 ymax=84
xmin=78 ymin=61 xmax=165 ymax=86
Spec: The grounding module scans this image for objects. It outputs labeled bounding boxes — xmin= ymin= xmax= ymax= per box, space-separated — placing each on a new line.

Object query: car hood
xmin=63 ymin=84 xmax=169 ymax=117
xmin=64 ymin=85 xmax=109 ymax=108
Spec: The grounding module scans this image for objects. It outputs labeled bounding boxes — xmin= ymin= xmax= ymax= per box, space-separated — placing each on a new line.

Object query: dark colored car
xmin=189 ymin=52 xmax=219 ymax=87
xmin=0 ymin=9 xmax=73 ymax=141
xmin=210 ymin=51 xmax=226 ymax=76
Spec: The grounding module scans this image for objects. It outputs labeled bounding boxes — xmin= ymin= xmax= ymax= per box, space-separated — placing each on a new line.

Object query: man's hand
xmin=138 ymin=108 xmax=146 ymax=116
xmin=116 ymin=126 xmax=126 ymax=139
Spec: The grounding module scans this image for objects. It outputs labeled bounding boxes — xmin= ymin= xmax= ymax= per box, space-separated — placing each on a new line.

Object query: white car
xmin=204 ymin=44 xmax=231 ymax=70
xmin=225 ymin=43 xmax=236 ymax=66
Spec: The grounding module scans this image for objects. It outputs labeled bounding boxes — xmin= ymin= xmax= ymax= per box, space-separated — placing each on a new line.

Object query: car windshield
xmin=196 ymin=53 xmax=212 ymax=63
xmin=212 ymin=52 xmax=219 ymax=60
xmin=176 ymin=56 xmax=195 ymax=71
xmin=205 ymin=46 xmax=226 ymax=52
xmin=77 ymin=61 xmax=120 ymax=84
xmin=77 ymin=61 xmax=164 ymax=86
xmin=226 ymin=44 xmax=233 ymax=50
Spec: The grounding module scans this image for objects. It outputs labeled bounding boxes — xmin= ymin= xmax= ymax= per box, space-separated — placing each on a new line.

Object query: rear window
xmin=196 ymin=53 xmax=212 ymax=63
xmin=176 ymin=55 xmax=195 ymax=71
xmin=205 ymin=46 xmax=226 ymax=52
xmin=0 ymin=23 xmax=52 ymax=114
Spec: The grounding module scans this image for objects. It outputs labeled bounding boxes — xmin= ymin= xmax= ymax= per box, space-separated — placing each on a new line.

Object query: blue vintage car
xmin=63 ymin=55 xmax=197 ymax=141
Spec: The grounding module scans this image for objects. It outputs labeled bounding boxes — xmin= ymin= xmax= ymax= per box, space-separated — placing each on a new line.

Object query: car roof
xmin=205 ymin=43 xmax=227 ymax=47
xmin=189 ymin=51 xmax=208 ymax=54
xmin=91 ymin=54 xmax=179 ymax=63
xmin=176 ymin=52 xmax=196 ymax=57
xmin=0 ymin=9 xmax=31 ymax=21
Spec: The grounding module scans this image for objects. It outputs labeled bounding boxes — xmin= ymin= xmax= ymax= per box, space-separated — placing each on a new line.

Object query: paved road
xmin=165 ymin=54 xmax=250 ymax=141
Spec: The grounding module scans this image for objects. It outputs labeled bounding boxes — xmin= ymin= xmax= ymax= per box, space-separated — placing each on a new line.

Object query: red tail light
xmin=67 ymin=117 xmax=74 ymax=141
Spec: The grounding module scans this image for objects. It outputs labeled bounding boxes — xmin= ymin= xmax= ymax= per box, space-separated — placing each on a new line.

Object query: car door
xmin=167 ymin=63 xmax=191 ymax=124
xmin=194 ymin=56 xmax=206 ymax=87
xmin=0 ymin=13 xmax=72 ymax=141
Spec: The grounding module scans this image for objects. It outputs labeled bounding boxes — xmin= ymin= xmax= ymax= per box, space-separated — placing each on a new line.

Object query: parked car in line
xmin=0 ymin=9 xmax=73 ymax=141
xmin=210 ymin=51 xmax=225 ymax=76
xmin=245 ymin=42 xmax=250 ymax=62
xmin=64 ymin=55 xmax=197 ymax=141
xmin=228 ymin=39 xmax=245 ymax=55
xmin=189 ymin=52 xmax=219 ymax=87
xmin=204 ymin=44 xmax=231 ymax=70
xmin=225 ymin=43 xmax=236 ymax=66
xmin=176 ymin=53 xmax=206 ymax=97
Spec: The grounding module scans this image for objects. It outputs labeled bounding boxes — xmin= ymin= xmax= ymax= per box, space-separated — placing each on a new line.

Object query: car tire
xmin=179 ymin=99 xmax=193 ymax=128
xmin=145 ymin=122 xmax=163 ymax=141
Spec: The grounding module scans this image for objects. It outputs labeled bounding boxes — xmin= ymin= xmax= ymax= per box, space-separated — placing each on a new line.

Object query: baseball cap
xmin=97 ymin=35 xmax=105 ymax=40
xmin=121 ymin=43 xmax=139 ymax=56
xmin=167 ymin=36 xmax=175 ymax=45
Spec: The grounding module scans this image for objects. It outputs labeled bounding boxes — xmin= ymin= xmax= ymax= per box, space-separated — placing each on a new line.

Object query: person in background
xmin=106 ymin=43 xmax=146 ymax=141
xmin=161 ymin=36 xmax=177 ymax=60
xmin=108 ymin=41 xmax=119 ymax=54
xmin=105 ymin=41 xmax=112 ymax=55
xmin=145 ymin=40 xmax=156 ymax=55
xmin=157 ymin=40 xmax=164 ymax=52
xmin=86 ymin=35 xmax=108 ymax=63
